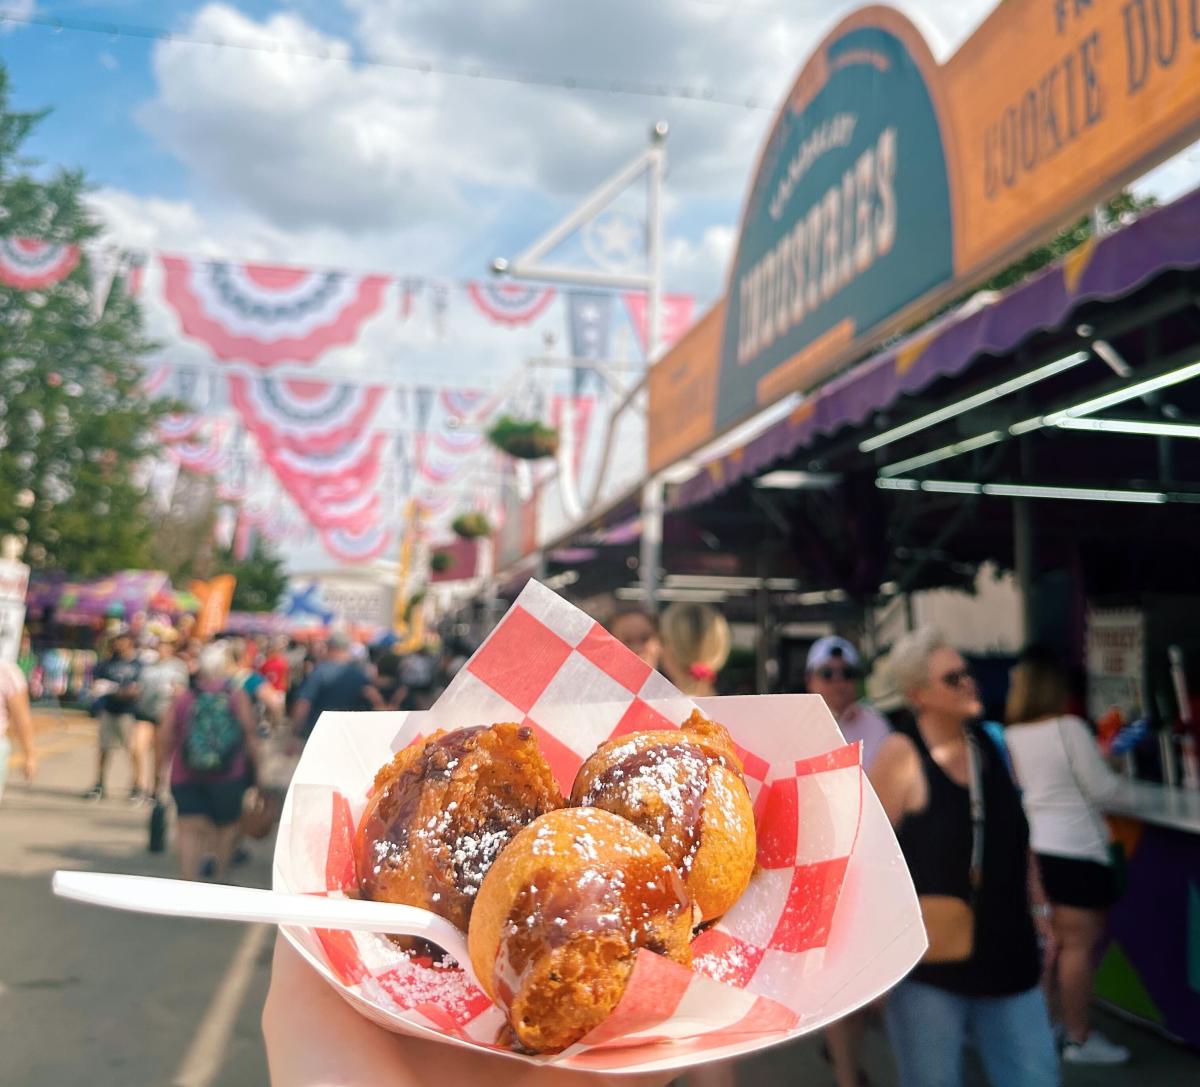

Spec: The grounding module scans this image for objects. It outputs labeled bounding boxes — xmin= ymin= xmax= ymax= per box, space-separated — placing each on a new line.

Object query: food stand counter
xmin=1098 ymin=783 xmax=1200 ymax=1046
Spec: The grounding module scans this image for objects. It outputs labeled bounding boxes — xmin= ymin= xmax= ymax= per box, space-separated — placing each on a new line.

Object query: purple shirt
xmin=170 ymin=681 xmax=250 ymax=785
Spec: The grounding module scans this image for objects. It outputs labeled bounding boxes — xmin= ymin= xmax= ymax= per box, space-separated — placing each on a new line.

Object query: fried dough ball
xmin=467 ymin=807 xmax=693 ymax=1054
xmin=355 ymin=724 xmax=563 ymax=943
xmin=570 ymin=709 xmax=756 ymax=923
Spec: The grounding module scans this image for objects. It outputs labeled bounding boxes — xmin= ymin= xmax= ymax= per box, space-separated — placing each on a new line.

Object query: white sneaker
xmin=1062 ymin=1030 xmax=1131 ymax=1065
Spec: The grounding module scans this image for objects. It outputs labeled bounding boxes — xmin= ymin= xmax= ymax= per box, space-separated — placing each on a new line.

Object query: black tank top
xmin=897 ymin=723 xmax=1041 ymax=996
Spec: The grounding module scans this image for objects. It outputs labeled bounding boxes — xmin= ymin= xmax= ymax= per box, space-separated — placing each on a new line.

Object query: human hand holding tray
xmin=275 ymin=580 xmax=925 ymax=1074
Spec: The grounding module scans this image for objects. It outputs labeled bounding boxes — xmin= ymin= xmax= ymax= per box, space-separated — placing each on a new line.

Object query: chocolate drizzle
xmin=579 ymin=739 xmax=712 ymax=872
xmin=492 ymin=858 xmax=689 ymax=1011
xmin=356 ymin=725 xmax=561 ymax=933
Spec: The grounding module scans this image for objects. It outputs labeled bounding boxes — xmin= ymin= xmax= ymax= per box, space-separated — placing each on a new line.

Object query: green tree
xmin=977 ymin=190 xmax=1156 ymax=293
xmin=0 ymin=65 xmax=171 ymax=575
xmin=215 ymin=540 xmax=289 ymax=614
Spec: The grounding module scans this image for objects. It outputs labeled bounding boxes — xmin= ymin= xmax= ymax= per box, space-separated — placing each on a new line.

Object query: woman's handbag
xmin=240 ymin=787 xmax=280 ymax=840
xmin=919 ymin=732 xmax=985 ymax=964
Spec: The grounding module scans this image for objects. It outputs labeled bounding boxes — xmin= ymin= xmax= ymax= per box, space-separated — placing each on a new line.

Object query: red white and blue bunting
xmin=622 ymin=291 xmax=696 ymax=356
xmin=287 ymin=482 xmax=381 ymax=532
xmin=156 ymin=412 xmax=206 ymax=444
xmin=418 ymin=457 xmax=459 ymax=485
xmin=439 ymin=387 xmax=492 ymax=421
xmin=262 ymin=429 xmax=385 ymax=488
xmin=466 ymin=281 xmax=556 ymax=327
xmin=432 ymin=427 xmax=485 ymax=455
xmin=166 ymin=422 xmax=228 ymax=475
xmin=0 ymin=238 xmax=81 ymax=289
xmin=320 ymin=523 xmax=392 ymax=564
xmin=140 ymin=364 xmax=172 ymax=397
xmin=160 ymin=255 xmax=388 ymax=367
xmin=227 ymin=374 xmax=386 ymax=454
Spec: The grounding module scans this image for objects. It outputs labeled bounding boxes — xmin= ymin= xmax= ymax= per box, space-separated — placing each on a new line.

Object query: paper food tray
xmin=273 ymin=580 xmax=925 ymax=1074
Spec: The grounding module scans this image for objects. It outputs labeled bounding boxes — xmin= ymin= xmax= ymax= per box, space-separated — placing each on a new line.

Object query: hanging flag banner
xmin=440 ymin=387 xmax=486 ymax=420
xmin=418 ymin=457 xmax=459 ymax=485
xmin=392 ymin=432 xmax=411 ymax=492
xmin=286 ymin=483 xmax=382 ymax=532
xmin=432 ymin=427 xmax=485 ymax=455
xmin=174 ymin=366 xmax=203 ymax=405
xmin=623 ymin=292 xmax=696 ymax=356
xmin=227 ymin=374 xmax=385 ymax=455
xmin=262 ymin=429 xmax=386 ymax=490
xmin=567 ymin=290 xmax=613 ymax=396
xmin=398 ymin=277 xmax=422 ymax=321
xmin=466 ymin=281 xmax=557 ymax=326
xmin=431 ymin=281 xmax=450 ymax=338
xmin=321 ymin=523 xmax=392 ymax=564
xmin=192 ymin=574 xmax=236 ymax=639
xmin=232 ymin=511 xmax=255 ymax=560
xmin=567 ymin=290 xmax=613 ymax=361
xmin=155 ymin=412 xmax=205 ymax=444
xmin=414 ymin=386 xmax=436 ymax=433
xmin=140 ymin=364 xmax=171 ymax=397
xmin=0 ymin=238 xmax=80 ymax=289
xmin=160 ymin=255 xmax=388 ymax=366
xmin=167 ymin=422 xmax=228 ymax=475
xmin=123 ymin=251 xmax=147 ymax=299
xmin=215 ymin=431 xmax=251 ymax=502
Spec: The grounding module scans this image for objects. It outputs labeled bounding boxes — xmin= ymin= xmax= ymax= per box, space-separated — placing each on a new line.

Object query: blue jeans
xmin=885 ymin=977 xmax=1060 ymax=1087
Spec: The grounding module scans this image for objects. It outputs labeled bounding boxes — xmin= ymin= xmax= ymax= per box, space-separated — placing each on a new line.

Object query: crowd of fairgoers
xmin=2 ymin=601 xmax=1141 ymax=1083
xmin=2 ymin=619 xmax=456 ymax=880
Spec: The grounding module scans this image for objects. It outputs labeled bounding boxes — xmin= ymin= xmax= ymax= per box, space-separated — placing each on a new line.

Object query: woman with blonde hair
xmin=1004 ymin=646 xmax=1129 ymax=1065
xmin=658 ymin=602 xmax=731 ymax=697
xmin=869 ymin=627 xmax=1058 ymax=1086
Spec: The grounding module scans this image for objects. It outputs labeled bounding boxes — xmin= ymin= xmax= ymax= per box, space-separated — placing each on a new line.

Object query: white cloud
xmin=664 ymin=224 xmax=736 ymax=299
xmin=0 ymin=0 xmax=35 ymax=35
xmin=139 ymin=1 xmax=997 ymax=241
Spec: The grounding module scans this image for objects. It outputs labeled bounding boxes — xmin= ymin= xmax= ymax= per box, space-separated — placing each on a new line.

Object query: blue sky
xmin=6 ymin=1 xmax=1197 ymax=569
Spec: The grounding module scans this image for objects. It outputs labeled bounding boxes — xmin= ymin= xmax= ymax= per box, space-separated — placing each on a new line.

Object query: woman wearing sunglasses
xmin=870 ymin=627 xmax=1059 ymax=1087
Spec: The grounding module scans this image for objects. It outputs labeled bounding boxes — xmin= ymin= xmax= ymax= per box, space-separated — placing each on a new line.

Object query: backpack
xmin=182 ymin=687 xmax=243 ymax=774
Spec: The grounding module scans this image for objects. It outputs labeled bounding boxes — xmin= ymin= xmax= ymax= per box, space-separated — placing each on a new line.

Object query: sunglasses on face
xmin=816 ymin=666 xmax=859 ymax=681
xmin=937 ymin=668 xmax=974 ymax=689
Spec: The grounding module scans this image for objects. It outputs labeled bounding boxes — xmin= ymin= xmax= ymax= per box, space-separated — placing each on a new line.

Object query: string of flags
xmin=8 ymin=238 xmax=691 ymax=565
xmin=150 ymin=364 xmax=595 ymax=566
xmin=2 ymin=243 xmax=695 ymax=362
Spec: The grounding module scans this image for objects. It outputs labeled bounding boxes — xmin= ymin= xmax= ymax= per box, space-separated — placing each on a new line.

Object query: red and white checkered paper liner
xmin=274 ymin=580 xmax=925 ymax=1074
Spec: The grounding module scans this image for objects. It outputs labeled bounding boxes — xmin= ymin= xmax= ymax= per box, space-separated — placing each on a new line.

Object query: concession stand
xmin=524 ymin=0 xmax=1200 ymax=1046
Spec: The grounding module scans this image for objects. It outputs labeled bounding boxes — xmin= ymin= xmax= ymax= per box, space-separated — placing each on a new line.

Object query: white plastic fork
xmin=51 ymin=870 xmax=475 ymax=983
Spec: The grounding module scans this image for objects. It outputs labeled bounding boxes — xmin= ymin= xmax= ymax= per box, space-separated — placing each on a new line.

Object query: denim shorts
xmin=885 ymin=977 xmax=1060 ymax=1087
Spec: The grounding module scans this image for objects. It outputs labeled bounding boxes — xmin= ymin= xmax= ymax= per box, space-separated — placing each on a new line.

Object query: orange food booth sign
xmin=648 ymin=0 xmax=1200 ymax=472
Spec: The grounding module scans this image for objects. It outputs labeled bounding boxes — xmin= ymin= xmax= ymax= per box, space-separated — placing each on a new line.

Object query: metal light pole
xmin=491 ymin=122 xmax=669 ymax=608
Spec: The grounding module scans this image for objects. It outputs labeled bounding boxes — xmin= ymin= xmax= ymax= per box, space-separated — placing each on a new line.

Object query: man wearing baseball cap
xmin=806 ymin=636 xmax=891 ymax=770
xmin=808 ymin=635 xmax=892 ymax=1087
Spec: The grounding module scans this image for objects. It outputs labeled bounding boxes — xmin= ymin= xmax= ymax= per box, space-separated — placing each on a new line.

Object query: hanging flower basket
xmin=486 ymin=415 xmax=560 ymax=461
xmin=451 ymin=511 xmax=492 ymax=539
xmin=430 ymin=550 xmax=453 ymax=573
